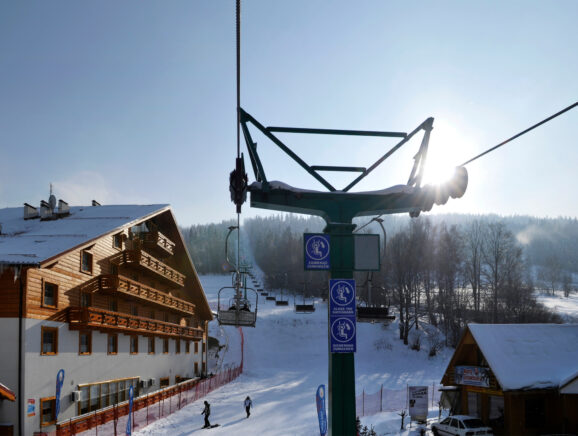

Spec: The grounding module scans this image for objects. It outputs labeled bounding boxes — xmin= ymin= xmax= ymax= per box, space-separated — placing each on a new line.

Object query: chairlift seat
xmin=275 ymin=300 xmax=289 ymax=306
xmin=295 ymin=304 xmax=316 ymax=313
xmin=266 ymin=296 xmax=276 ymax=301
xmin=357 ymin=306 xmax=395 ymax=323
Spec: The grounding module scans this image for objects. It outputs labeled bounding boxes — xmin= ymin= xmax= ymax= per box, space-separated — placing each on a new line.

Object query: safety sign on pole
xmin=329 ymin=279 xmax=356 ymax=353
xmin=304 ymin=233 xmax=330 ymax=270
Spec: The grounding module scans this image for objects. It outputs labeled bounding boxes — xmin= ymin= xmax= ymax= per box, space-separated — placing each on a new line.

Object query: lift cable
xmin=236 ymin=0 xmax=241 ymax=274
xmin=460 ymin=101 xmax=577 ymax=167
xmin=355 ymin=101 xmax=578 ymax=232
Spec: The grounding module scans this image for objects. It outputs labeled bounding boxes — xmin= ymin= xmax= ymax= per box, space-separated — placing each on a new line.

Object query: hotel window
xmin=163 ymin=338 xmax=169 ymax=354
xmin=131 ymin=304 xmax=138 ymax=316
xmin=81 ymin=250 xmax=93 ymax=274
xmin=42 ymin=281 xmax=58 ymax=308
xmin=107 ymin=334 xmax=118 ymax=355
xmin=113 ymin=233 xmax=123 ymax=249
xmin=186 ymin=341 xmax=190 ymax=354
xmin=79 ymin=331 xmax=92 ymax=355
xmin=80 ymin=291 xmax=91 ymax=308
xmin=194 ymin=362 xmax=199 ymax=375
xmin=194 ymin=342 xmax=199 ymax=354
xmin=159 ymin=377 xmax=170 ymax=388
xmin=41 ymin=327 xmax=58 ymax=355
xmin=164 ymin=312 xmax=169 ymax=322
xmin=78 ymin=377 xmax=139 ymax=416
xmin=130 ymin=336 xmax=138 ymax=354
xmin=40 ymin=397 xmax=56 ymax=426
xmin=148 ymin=337 xmax=155 ymax=354
xmin=175 ymin=339 xmax=181 ymax=354
xmin=108 ymin=298 xmax=118 ymax=312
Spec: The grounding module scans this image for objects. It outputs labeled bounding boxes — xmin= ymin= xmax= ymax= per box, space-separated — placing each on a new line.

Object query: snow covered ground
xmin=536 ymin=290 xmax=578 ymax=322
xmin=135 ymin=275 xmax=451 ymax=436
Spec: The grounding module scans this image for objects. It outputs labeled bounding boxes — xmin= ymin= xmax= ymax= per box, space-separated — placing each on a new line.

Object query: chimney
xmin=40 ymin=200 xmax=53 ymax=220
xmin=24 ymin=203 xmax=40 ymax=220
xmin=57 ymin=199 xmax=70 ymax=216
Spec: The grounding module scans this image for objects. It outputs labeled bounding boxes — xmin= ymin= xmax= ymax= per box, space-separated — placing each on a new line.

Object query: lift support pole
xmin=325 ymin=222 xmax=356 ymax=436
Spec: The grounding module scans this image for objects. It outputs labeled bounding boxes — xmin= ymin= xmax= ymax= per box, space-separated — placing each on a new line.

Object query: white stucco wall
xmin=0 ymin=318 xmax=19 ymax=431
xmin=23 ymin=319 xmax=204 ymax=435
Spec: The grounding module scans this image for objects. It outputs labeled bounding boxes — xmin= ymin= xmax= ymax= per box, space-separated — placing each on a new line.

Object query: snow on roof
xmin=0 ymin=204 xmax=169 ymax=265
xmin=468 ymin=323 xmax=578 ymax=391
xmin=249 ymin=180 xmax=417 ymax=195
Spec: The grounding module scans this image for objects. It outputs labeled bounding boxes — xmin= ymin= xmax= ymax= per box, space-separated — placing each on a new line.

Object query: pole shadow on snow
xmin=222 ymin=417 xmax=247 ymax=428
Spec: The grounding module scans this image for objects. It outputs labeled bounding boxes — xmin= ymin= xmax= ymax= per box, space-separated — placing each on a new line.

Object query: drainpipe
xmin=17 ymin=265 xmax=25 ymax=436
xmin=204 ymin=320 xmax=208 ymax=376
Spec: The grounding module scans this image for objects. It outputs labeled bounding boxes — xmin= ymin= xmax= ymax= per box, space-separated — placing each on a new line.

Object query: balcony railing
xmin=110 ymin=249 xmax=185 ymax=287
xmin=67 ymin=307 xmax=203 ymax=340
xmin=139 ymin=230 xmax=176 ymax=257
xmin=83 ymin=275 xmax=195 ymax=316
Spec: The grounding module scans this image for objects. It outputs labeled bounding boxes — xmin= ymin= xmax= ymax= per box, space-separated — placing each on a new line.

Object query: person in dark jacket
xmin=244 ymin=396 xmax=252 ymax=418
xmin=201 ymin=401 xmax=211 ymax=428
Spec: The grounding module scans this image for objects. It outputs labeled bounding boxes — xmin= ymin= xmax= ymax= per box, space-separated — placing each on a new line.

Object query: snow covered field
xmin=134 ymin=276 xmax=578 ymax=435
xmin=135 ymin=275 xmax=452 ymax=435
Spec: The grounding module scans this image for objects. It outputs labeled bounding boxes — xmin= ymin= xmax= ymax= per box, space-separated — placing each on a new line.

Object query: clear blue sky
xmin=1 ymin=1 xmax=577 ymax=226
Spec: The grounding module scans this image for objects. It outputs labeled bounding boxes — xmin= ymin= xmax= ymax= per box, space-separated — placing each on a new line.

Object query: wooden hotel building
xmin=0 ymin=200 xmax=213 ymax=435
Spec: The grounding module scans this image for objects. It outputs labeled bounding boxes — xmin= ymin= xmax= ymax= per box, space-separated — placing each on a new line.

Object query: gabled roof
xmin=468 ymin=323 xmax=578 ymax=391
xmin=0 ymin=204 xmax=169 ymax=265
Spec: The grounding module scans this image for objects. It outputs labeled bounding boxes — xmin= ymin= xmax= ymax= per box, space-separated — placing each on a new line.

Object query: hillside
xmin=135 ymin=275 xmax=454 ymax=436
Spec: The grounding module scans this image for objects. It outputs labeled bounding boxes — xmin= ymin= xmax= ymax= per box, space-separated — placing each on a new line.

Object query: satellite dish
xmin=49 ymin=194 xmax=57 ymax=210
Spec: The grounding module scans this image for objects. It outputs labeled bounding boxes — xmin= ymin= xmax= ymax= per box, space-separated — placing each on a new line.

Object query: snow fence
xmin=40 ymin=365 xmax=242 ymax=436
xmin=356 ymin=383 xmax=442 ymax=417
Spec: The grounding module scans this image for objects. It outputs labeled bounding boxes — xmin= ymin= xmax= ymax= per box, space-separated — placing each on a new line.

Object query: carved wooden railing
xmin=138 ymin=230 xmax=176 ymax=256
xmin=67 ymin=307 xmax=203 ymax=340
xmin=110 ymin=249 xmax=185 ymax=286
xmin=84 ymin=275 xmax=195 ymax=316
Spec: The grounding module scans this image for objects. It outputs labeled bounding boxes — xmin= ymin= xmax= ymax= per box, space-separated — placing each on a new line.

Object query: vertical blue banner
xmin=126 ymin=385 xmax=134 ymax=435
xmin=55 ymin=369 xmax=65 ymax=421
xmin=316 ymin=384 xmax=327 ymax=436
xmin=329 ymin=279 xmax=356 ymax=353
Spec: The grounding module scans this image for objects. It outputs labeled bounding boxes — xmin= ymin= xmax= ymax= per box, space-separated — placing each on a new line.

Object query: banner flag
xmin=55 ymin=369 xmax=65 ymax=420
xmin=126 ymin=385 xmax=134 ymax=435
xmin=316 ymin=384 xmax=328 ymax=436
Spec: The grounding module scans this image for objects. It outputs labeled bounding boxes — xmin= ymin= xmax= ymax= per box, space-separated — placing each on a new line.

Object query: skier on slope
xmin=244 ymin=396 xmax=252 ymax=418
xmin=201 ymin=400 xmax=211 ymax=428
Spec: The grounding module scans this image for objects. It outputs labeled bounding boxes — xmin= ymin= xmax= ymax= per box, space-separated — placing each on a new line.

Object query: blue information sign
xmin=304 ymin=234 xmax=330 ymax=270
xmin=329 ymin=279 xmax=356 ymax=353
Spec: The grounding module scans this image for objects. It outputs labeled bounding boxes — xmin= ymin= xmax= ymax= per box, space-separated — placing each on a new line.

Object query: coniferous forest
xmin=182 ymin=213 xmax=578 ymax=346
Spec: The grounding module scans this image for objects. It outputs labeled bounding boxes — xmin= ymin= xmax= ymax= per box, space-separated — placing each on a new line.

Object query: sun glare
xmin=422 ymin=121 xmax=471 ymax=186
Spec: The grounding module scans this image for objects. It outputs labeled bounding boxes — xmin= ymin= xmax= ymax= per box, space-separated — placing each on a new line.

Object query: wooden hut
xmin=440 ymin=323 xmax=578 ymax=436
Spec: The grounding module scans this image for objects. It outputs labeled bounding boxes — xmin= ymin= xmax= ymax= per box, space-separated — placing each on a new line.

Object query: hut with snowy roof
xmin=0 ymin=199 xmax=212 ymax=435
xmin=440 ymin=323 xmax=578 ymax=436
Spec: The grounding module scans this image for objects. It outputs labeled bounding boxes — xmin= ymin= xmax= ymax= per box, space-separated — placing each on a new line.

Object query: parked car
xmin=431 ymin=415 xmax=493 ymax=436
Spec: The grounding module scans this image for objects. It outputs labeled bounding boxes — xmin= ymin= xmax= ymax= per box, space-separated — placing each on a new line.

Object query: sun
xmin=422 ymin=120 xmax=472 ymax=186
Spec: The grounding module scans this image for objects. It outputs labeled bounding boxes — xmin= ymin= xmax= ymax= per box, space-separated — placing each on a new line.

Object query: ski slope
xmin=135 ymin=275 xmax=453 ymax=435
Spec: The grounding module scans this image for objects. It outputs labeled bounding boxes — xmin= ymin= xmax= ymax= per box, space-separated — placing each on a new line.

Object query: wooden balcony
xmin=83 ymin=275 xmax=195 ymax=316
xmin=67 ymin=307 xmax=203 ymax=340
xmin=139 ymin=230 xmax=175 ymax=257
xmin=110 ymin=249 xmax=185 ymax=287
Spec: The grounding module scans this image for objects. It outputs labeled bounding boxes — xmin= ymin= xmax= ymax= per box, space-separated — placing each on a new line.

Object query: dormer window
xmin=81 ymin=250 xmax=93 ymax=274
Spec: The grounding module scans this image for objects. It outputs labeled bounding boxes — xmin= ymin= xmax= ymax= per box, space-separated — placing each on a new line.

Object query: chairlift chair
xmin=217 ymin=286 xmax=258 ymax=327
xmin=356 ymin=305 xmax=395 ymax=324
xmin=294 ymin=295 xmax=316 ymax=313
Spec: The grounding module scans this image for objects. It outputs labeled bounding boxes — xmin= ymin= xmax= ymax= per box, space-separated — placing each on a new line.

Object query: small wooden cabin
xmin=440 ymin=323 xmax=578 ymax=436
xmin=0 ymin=201 xmax=213 ymax=435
